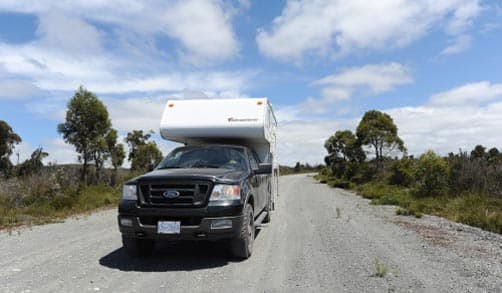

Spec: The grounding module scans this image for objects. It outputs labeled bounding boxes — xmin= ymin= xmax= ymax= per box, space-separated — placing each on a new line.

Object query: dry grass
xmin=0 ymin=166 xmax=134 ymax=231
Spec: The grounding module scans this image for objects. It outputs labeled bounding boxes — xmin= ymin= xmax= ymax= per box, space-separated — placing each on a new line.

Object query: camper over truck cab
xmin=118 ymin=98 xmax=278 ymax=259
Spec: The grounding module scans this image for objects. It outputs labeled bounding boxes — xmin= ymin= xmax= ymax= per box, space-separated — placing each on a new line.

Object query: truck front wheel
xmin=122 ymin=236 xmax=155 ymax=257
xmin=231 ymin=203 xmax=254 ymax=259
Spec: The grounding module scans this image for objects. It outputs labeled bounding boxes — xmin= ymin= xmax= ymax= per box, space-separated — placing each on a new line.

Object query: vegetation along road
xmin=1 ymin=174 xmax=501 ymax=293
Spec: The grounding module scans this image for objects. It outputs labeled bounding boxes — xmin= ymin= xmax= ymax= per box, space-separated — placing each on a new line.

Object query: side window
xmin=252 ymin=151 xmax=262 ymax=164
xmin=248 ymin=150 xmax=259 ymax=170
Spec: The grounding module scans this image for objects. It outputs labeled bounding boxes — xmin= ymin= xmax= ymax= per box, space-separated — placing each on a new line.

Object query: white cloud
xmin=388 ymin=103 xmax=502 ymax=156
xmin=313 ymin=63 xmax=413 ymax=93
xmin=0 ymin=0 xmax=239 ymax=65
xmin=441 ymin=35 xmax=472 ymax=55
xmin=36 ymin=12 xmax=104 ymax=56
xmin=9 ymin=141 xmax=34 ymax=164
xmin=0 ymin=42 xmax=116 ymax=91
xmin=105 ymin=96 xmax=166 ymax=133
xmin=256 ymin=0 xmax=482 ymax=62
xmin=9 ymin=138 xmax=79 ymax=167
xmin=301 ymin=63 xmax=413 ymax=114
xmin=162 ymin=0 xmax=239 ymax=64
xmin=276 ymin=104 xmax=502 ymax=166
xmin=0 ymin=33 xmax=251 ymax=95
xmin=445 ymin=0 xmax=481 ymax=35
xmin=277 ymin=118 xmax=355 ymax=165
xmin=0 ymin=79 xmax=41 ymax=99
xmin=42 ymin=138 xmax=79 ymax=165
xmin=276 ymin=81 xmax=502 ymax=165
xmin=429 ymin=81 xmax=502 ymax=106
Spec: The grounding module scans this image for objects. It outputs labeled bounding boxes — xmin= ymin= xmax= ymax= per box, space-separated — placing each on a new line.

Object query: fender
xmin=241 ymin=180 xmax=254 ymax=209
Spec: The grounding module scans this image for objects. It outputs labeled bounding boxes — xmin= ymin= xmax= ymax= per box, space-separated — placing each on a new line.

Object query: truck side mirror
xmin=255 ymin=163 xmax=272 ymax=174
xmin=147 ymin=163 xmax=155 ymax=172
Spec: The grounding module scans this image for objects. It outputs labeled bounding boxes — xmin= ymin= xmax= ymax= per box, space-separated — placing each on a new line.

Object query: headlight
xmin=122 ymin=185 xmax=137 ymax=200
xmin=209 ymin=184 xmax=241 ymax=201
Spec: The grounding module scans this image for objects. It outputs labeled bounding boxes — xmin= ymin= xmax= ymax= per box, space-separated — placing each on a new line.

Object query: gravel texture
xmin=0 ymin=174 xmax=501 ymax=292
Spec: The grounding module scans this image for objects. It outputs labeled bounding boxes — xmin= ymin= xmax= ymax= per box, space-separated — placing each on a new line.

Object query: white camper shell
xmin=159 ymin=98 xmax=278 ymax=198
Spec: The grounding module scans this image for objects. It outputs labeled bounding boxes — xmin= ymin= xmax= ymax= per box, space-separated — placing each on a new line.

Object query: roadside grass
xmin=0 ymin=184 xmax=121 ymax=231
xmin=356 ymin=182 xmax=502 ymax=233
xmin=316 ymin=174 xmax=502 ymax=234
xmin=280 ymin=170 xmax=319 ymax=176
xmin=327 ymin=178 xmax=353 ymax=189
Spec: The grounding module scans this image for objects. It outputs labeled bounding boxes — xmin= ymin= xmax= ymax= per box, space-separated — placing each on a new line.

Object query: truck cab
xmin=118 ymin=98 xmax=278 ymax=259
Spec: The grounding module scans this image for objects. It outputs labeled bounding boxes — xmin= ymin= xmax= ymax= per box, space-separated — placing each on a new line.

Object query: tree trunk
xmin=82 ymin=157 xmax=88 ymax=185
xmin=94 ymin=154 xmax=100 ymax=184
xmin=373 ymin=143 xmax=381 ymax=170
xmin=111 ymin=167 xmax=117 ymax=186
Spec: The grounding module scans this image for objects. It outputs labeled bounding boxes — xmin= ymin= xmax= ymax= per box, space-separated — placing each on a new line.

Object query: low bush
xmin=0 ymin=166 xmax=134 ymax=230
xmin=327 ymin=178 xmax=352 ymax=189
xmin=414 ymin=151 xmax=449 ymax=197
xmin=389 ymin=156 xmax=414 ymax=187
xmin=396 ymin=207 xmax=422 ymax=218
xmin=354 ymin=181 xmax=406 ymax=200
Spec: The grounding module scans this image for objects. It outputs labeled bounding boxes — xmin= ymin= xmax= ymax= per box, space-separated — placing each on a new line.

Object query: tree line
xmin=0 ymin=86 xmax=163 ymax=184
xmin=322 ymin=110 xmax=502 ymax=199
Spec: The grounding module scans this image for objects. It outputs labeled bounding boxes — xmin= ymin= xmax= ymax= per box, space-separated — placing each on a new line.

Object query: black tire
xmin=231 ymin=203 xmax=254 ymax=259
xmin=122 ymin=236 xmax=155 ymax=257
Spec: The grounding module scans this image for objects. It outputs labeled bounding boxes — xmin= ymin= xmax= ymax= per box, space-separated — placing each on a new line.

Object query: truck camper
xmin=118 ymin=98 xmax=278 ymax=259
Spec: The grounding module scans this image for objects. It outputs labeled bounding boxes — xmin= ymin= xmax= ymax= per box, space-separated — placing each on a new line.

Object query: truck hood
xmin=130 ymin=168 xmax=249 ymax=183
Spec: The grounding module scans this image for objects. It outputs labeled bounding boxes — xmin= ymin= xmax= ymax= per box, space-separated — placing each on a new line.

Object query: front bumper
xmin=118 ymin=200 xmax=244 ymax=241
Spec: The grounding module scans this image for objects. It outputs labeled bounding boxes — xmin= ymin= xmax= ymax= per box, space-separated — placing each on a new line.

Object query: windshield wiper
xmin=158 ymin=166 xmax=182 ymax=169
xmin=191 ymin=163 xmax=221 ymax=169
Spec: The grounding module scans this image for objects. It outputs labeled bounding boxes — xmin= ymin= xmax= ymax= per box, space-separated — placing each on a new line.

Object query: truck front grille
xmin=139 ymin=216 xmax=202 ymax=226
xmin=139 ymin=181 xmax=212 ymax=207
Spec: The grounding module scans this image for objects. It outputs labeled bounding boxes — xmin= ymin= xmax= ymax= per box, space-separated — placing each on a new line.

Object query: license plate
xmin=157 ymin=221 xmax=180 ymax=234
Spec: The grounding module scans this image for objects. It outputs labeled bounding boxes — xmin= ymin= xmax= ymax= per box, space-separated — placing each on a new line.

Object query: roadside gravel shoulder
xmin=331 ymin=185 xmax=502 ymax=292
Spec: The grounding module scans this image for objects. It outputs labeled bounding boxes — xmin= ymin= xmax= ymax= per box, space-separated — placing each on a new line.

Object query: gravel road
xmin=1 ymin=174 xmax=501 ymax=293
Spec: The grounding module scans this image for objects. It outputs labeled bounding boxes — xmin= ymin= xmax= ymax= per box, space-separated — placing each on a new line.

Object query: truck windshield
xmin=157 ymin=146 xmax=248 ymax=171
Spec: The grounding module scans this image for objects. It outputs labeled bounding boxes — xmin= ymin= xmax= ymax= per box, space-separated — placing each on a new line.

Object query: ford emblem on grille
xmin=163 ymin=190 xmax=180 ymax=199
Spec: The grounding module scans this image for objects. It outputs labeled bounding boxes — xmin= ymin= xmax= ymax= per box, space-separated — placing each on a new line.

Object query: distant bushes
xmin=317 ymin=146 xmax=502 ymax=234
xmin=0 ymin=165 xmax=135 ymax=230
xmin=318 ymin=109 xmax=502 ymax=234
xmin=280 ymin=162 xmax=323 ymax=175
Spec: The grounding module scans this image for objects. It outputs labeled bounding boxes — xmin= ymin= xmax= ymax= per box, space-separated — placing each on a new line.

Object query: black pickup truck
xmin=118 ymin=144 xmax=273 ymax=259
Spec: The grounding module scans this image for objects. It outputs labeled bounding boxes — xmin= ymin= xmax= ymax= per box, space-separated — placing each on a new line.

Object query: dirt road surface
xmin=1 ymin=174 xmax=501 ymax=292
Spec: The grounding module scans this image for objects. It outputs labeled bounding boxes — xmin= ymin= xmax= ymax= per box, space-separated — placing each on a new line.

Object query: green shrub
xmin=396 ymin=207 xmax=422 ymax=218
xmin=351 ymin=162 xmax=377 ymax=184
xmin=443 ymin=194 xmax=502 ymax=234
xmin=390 ymin=156 xmax=414 ymax=187
xmin=327 ymin=178 xmax=352 ymax=189
xmin=372 ymin=192 xmax=410 ymax=206
xmin=414 ymin=151 xmax=449 ymax=197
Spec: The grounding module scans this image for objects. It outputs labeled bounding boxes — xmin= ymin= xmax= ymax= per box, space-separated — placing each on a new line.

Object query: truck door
xmin=248 ymin=150 xmax=265 ymax=212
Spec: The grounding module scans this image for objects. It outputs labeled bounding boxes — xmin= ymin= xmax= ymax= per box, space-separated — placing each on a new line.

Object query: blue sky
xmin=0 ymin=0 xmax=501 ymax=166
